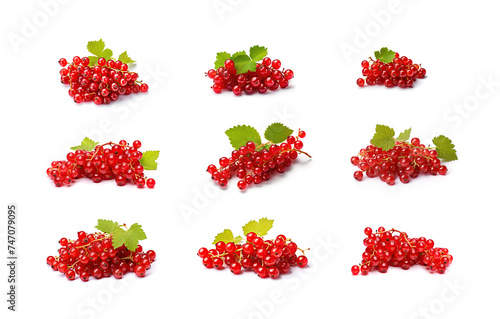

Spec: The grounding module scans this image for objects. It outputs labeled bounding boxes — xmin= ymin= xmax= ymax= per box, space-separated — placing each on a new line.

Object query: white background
xmin=1 ymin=0 xmax=500 ymax=318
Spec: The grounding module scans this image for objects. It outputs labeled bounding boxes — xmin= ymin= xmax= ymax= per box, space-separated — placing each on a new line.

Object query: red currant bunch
xmin=207 ymin=129 xmax=310 ymax=190
xmin=46 ymin=227 xmax=156 ymax=282
xmin=207 ymin=56 xmax=294 ymax=95
xmin=199 ymin=232 xmax=308 ymax=279
xmin=58 ymin=56 xmax=148 ymax=105
xmin=47 ymin=139 xmax=157 ymax=188
xmin=351 ymin=227 xmax=452 ymax=276
xmin=352 ymin=125 xmax=457 ymax=185
xmin=356 ymin=48 xmax=426 ymax=88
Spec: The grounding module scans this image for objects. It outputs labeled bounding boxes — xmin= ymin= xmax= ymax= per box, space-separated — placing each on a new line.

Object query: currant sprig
xmin=198 ymin=218 xmax=309 ymax=279
xmin=46 ymin=219 xmax=156 ymax=281
xmin=352 ymin=125 xmax=457 ymax=185
xmin=206 ymin=45 xmax=294 ymax=95
xmin=207 ymin=123 xmax=311 ymax=190
xmin=356 ymin=47 xmax=426 ymax=88
xmin=351 ymin=227 xmax=452 ymax=275
xmin=47 ymin=137 xmax=159 ymax=188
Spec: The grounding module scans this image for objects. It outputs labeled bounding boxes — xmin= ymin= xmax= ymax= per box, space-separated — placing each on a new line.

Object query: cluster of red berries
xmin=58 ymin=56 xmax=148 ymax=105
xmin=351 ymin=227 xmax=452 ymax=275
xmin=207 ymin=57 xmax=294 ymax=95
xmin=46 ymin=231 xmax=156 ymax=281
xmin=356 ymin=53 xmax=426 ymax=88
xmin=198 ymin=232 xmax=308 ymax=279
xmin=47 ymin=140 xmax=156 ymax=188
xmin=352 ymin=138 xmax=447 ymax=185
xmin=207 ymin=131 xmax=309 ymax=190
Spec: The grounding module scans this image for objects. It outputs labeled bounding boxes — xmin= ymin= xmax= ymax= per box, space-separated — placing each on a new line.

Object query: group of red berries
xmin=207 ymin=130 xmax=309 ymax=190
xmin=198 ymin=232 xmax=308 ymax=279
xmin=352 ymin=137 xmax=447 ymax=185
xmin=58 ymin=56 xmax=148 ymax=105
xmin=207 ymin=57 xmax=294 ymax=95
xmin=47 ymin=140 xmax=156 ymax=188
xmin=351 ymin=227 xmax=452 ymax=275
xmin=356 ymin=52 xmax=426 ymax=88
xmin=46 ymin=231 xmax=156 ymax=281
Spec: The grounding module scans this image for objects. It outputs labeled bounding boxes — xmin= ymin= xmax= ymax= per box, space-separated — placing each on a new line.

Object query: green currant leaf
xmin=139 ymin=150 xmax=160 ymax=170
xmin=374 ymin=47 xmax=396 ymax=63
xmin=87 ymin=56 xmax=98 ymax=66
xmin=111 ymin=223 xmax=147 ymax=252
xmin=432 ymin=135 xmax=458 ymax=161
xmin=212 ymin=229 xmax=243 ymax=245
xmin=264 ymin=123 xmax=293 ymax=144
xmin=87 ymin=39 xmax=106 ymax=57
xmin=370 ymin=124 xmax=395 ymax=151
xmin=242 ymin=217 xmax=274 ymax=237
xmin=249 ymin=45 xmax=268 ymax=61
xmin=214 ymin=51 xmax=231 ymax=69
xmin=70 ymin=137 xmax=99 ymax=151
xmin=95 ymin=219 xmax=119 ymax=234
xmin=225 ymin=125 xmax=262 ymax=150
xmin=396 ymin=128 xmax=412 ymax=142
xmin=117 ymin=51 xmax=136 ymax=65
xmin=233 ymin=54 xmax=256 ymax=74
xmin=101 ymin=48 xmax=113 ymax=61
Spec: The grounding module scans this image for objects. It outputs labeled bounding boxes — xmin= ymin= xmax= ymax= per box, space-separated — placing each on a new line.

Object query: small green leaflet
xmin=87 ymin=39 xmax=113 ymax=66
xmin=139 ymin=150 xmax=160 ymax=170
xmin=225 ymin=125 xmax=262 ymax=149
xmin=396 ymin=128 xmax=412 ymax=142
xmin=249 ymin=45 xmax=268 ymax=61
xmin=70 ymin=137 xmax=99 ymax=151
xmin=234 ymin=54 xmax=256 ymax=74
xmin=112 ymin=223 xmax=147 ymax=252
xmin=264 ymin=123 xmax=293 ymax=144
xmin=371 ymin=124 xmax=395 ymax=151
xmin=242 ymin=217 xmax=274 ymax=237
xmin=374 ymin=47 xmax=396 ymax=63
xmin=214 ymin=52 xmax=231 ymax=69
xmin=118 ymin=51 xmax=135 ymax=65
xmin=95 ymin=219 xmax=119 ymax=233
xmin=432 ymin=135 xmax=458 ymax=161
xmin=212 ymin=229 xmax=243 ymax=245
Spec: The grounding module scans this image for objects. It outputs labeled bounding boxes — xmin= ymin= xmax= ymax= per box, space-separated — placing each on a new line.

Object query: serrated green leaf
xmin=370 ymin=124 xmax=395 ymax=151
xmin=234 ymin=54 xmax=256 ymax=74
xmin=396 ymin=128 xmax=412 ymax=142
xmin=70 ymin=137 xmax=99 ymax=151
xmin=231 ymin=51 xmax=247 ymax=60
xmin=225 ymin=125 xmax=262 ymax=149
xmin=111 ymin=223 xmax=147 ymax=252
xmin=101 ymin=48 xmax=113 ymax=61
xmin=242 ymin=217 xmax=274 ymax=237
xmin=214 ymin=51 xmax=231 ymax=69
xmin=87 ymin=56 xmax=98 ymax=66
xmin=87 ymin=39 xmax=106 ymax=56
xmin=95 ymin=219 xmax=119 ymax=234
xmin=118 ymin=51 xmax=135 ymax=65
xmin=139 ymin=150 xmax=160 ymax=170
xmin=374 ymin=47 xmax=396 ymax=63
xmin=212 ymin=229 xmax=243 ymax=245
xmin=432 ymin=135 xmax=458 ymax=161
xmin=264 ymin=123 xmax=293 ymax=144
xmin=249 ymin=45 xmax=268 ymax=61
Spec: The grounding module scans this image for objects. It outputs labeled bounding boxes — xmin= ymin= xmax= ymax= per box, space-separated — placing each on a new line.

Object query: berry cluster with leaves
xmin=58 ymin=39 xmax=148 ymax=105
xmin=352 ymin=227 xmax=452 ymax=275
xmin=356 ymin=47 xmax=426 ymax=88
xmin=46 ymin=220 xmax=156 ymax=281
xmin=207 ymin=123 xmax=310 ymax=190
xmin=352 ymin=125 xmax=457 ymax=185
xmin=206 ymin=45 xmax=294 ymax=95
xmin=47 ymin=137 xmax=159 ymax=188
xmin=198 ymin=218 xmax=309 ymax=279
